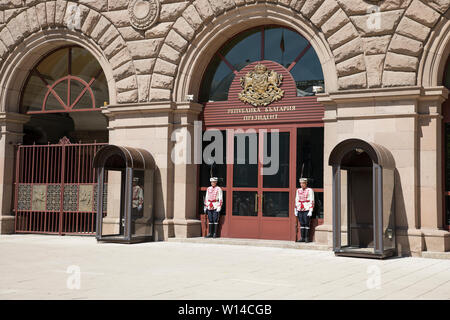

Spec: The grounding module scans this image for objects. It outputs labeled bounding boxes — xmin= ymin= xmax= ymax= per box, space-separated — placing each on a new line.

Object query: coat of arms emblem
xmin=238 ymin=64 xmax=284 ymax=107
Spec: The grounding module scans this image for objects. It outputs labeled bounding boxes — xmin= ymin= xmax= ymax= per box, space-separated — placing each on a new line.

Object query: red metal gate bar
xmin=14 ymin=139 xmax=107 ymax=235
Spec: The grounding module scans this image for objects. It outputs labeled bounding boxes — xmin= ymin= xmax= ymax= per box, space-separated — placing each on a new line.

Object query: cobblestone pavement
xmin=1 ymin=235 xmax=449 ymax=300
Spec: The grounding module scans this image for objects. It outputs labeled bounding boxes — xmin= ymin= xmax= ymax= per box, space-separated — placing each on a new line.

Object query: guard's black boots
xmin=206 ymin=223 xmax=213 ymax=238
xmin=304 ymin=229 xmax=310 ymax=243
xmin=299 ymin=228 xmax=305 ymax=242
xmin=212 ymin=224 xmax=218 ymax=238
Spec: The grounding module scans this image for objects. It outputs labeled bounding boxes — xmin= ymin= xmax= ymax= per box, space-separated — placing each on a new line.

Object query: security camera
xmin=186 ymin=94 xmax=194 ymax=102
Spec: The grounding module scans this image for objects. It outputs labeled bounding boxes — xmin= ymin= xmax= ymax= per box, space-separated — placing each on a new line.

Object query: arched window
xmin=199 ymin=25 xmax=324 ymax=103
xmin=20 ymin=46 xmax=109 ymax=114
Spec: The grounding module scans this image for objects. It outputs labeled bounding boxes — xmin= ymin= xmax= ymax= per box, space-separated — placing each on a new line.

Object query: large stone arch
xmin=150 ymin=0 xmax=368 ymax=102
xmin=0 ymin=1 xmax=139 ymax=110
xmin=417 ymin=10 xmax=450 ymax=87
xmin=382 ymin=0 xmax=450 ymax=87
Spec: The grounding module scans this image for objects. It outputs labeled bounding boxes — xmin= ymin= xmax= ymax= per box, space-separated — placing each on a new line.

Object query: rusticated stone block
xmin=160 ymin=2 xmax=189 ymax=22
xmin=321 ymin=8 xmax=348 ymax=38
xmin=104 ymin=36 xmax=126 ymax=59
xmin=301 ymin=0 xmax=324 ymax=18
xmin=208 ymin=0 xmax=226 ymax=16
xmin=78 ymin=0 xmax=107 ymax=12
xmin=113 ymin=61 xmax=135 ymax=82
xmin=104 ymin=10 xmax=131 ymax=28
xmin=338 ymin=72 xmax=367 ymax=90
xmin=385 ymin=52 xmax=419 ymax=72
xmin=138 ymin=74 xmax=151 ymax=102
xmin=173 ymin=17 xmax=195 ymax=41
xmin=55 ymin=0 xmax=67 ymax=26
xmin=0 ymin=0 xmax=22 ymax=10
xmin=127 ymin=39 xmax=162 ymax=59
xmin=165 ymin=30 xmax=188 ymax=52
xmin=221 ymin=0 xmax=236 ymax=11
xmin=396 ymin=16 xmax=430 ymax=42
xmin=405 ymin=0 xmax=441 ymax=28
xmin=311 ymin=0 xmax=339 ymax=27
xmin=336 ymin=54 xmax=365 ymax=77
xmin=117 ymin=89 xmax=138 ymax=103
xmin=365 ymin=54 xmax=384 ymax=88
xmin=327 ymin=22 xmax=358 ymax=50
xmin=26 ymin=7 xmax=41 ymax=33
xmin=193 ymin=0 xmax=214 ymax=22
xmin=81 ymin=10 xmax=100 ymax=36
xmin=35 ymin=2 xmax=47 ymax=29
xmin=159 ymin=43 xmax=181 ymax=64
xmin=109 ymin=47 xmax=132 ymax=70
xmin=333 ymin=37 xmax=363 ymax=64
xmin=98 ymin=26 xmax=120 ymax=50
xmin=119 ymin=26 xmax=145 ymax=41
xmin=153 ymin=58 xmax=178 ymax=77
xmin=151 ymin=73 xmax=174 ymax=89
xmin=63 ymin=3 xmax=90 ymax=31
xmin=145 ymin=22 xmax=173 ymax=38
xmin=0 ymin=27 xmax=15 ymax=50
xmin=149 ymin=88 xmax=171 ymax=101
xmin=0 ymin=40 xmax=8 ymax=60
xmin=350 ymin=10 xmax=403 ymax=36
xmin=363 ymin=35 xmax=391 ymax=55
xmin=46 ymin=1 xmax=56 ymax=27
xmin=427 ymin=0 xmax=450 ymax=14
xmin=108 ymin=0 xmax=129 ymax=11
xmin=116 ymin=75 xmax=138 ymax=93
xmin=134 ymin=58 xmax=156 ymax=74
xmin=182 ymin=5 xmax=203 ymax=32
xmin=6 ymin=13 xmax=30 ymax=43
xmin=389 ymin=34 xmax=423 ymax=57
xmin=290 ymin=0 xmax=306 ymax=12
xmin=382 ymin=70 xmax=416 ymax=87
xmin=90 ymin=16 xmax=111 ymax=42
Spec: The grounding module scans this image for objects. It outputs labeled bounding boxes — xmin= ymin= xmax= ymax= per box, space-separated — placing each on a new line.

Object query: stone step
xmin=167 ymin=237 xmax=330 ymax=251
xmin=421 ymin=251 xmax=450 ymax=260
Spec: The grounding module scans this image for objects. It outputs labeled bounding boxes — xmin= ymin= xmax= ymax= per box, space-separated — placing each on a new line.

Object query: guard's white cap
xmin=299 ymin=178 xmax=308 ymax=183
xmin=210 ymin=177 xmax=218 ymax=182
xmin=133 ymin=177 xmax=139 ymax=182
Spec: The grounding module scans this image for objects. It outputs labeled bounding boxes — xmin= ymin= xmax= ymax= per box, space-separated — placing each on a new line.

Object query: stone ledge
xmin=167 ymin=237 xmax=331 ymax=251
xmin=421 ymin=251 xmax=450 ymax=260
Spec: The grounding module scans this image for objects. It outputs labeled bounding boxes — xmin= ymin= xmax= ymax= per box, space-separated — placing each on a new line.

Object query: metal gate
xmin=14 ymin=137 xmax=107 ymax=235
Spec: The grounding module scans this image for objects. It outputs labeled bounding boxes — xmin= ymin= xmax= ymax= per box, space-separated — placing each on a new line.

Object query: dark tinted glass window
xmin=263 ymin=132 xmax=290 ymax=188
xmin=297 ymin=127 xmax=324 ymax=189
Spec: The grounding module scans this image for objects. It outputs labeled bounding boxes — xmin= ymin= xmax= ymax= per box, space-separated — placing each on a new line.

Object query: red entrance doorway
xmin=197 ymin=25 xmax=326 ymax=241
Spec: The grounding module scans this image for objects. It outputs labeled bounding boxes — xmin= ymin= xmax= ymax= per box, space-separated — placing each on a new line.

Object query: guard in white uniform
xmin=295 ymin=178 xmax=314 ymax=242
xmin=204 ymin=177 xmax=223 ymax=238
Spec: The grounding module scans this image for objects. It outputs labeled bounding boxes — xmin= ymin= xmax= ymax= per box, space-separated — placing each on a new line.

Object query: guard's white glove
xmin=216 ymin=207 xmax=221 ymax=213
xmin=203 ymin=207 xmax=207 ymax=213
xmin=138 ymin=204 xmax=142 ymax=211
xmin=307 ymin=209 xmax=312 ymax=217
xmin=294 ymin=209 xmax=298 ymax=217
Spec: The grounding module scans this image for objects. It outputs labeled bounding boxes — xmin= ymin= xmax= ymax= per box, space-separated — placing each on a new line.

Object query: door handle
xmin=254 ymin=194 xmax=258 ymax=213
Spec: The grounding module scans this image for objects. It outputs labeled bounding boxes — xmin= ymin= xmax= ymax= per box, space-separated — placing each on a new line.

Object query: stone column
xmin=0 ymin=112 xmax=29 ymax=234
xmin=316 ymin=87 xmax=427 ymax=256
xmin=103 ymin=102 xmax=202 ymax=240
xmin=419 ymin=87 xmax=450 ymax=252
xmin=171 ymin=102 xmax=202 ymax=238
xmin=103 ymin=103 xmax=175 ymax=240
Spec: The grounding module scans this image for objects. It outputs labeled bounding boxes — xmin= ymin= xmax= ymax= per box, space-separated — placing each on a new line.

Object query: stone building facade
xmin=0 ymin=0 xmax=449 ymax=256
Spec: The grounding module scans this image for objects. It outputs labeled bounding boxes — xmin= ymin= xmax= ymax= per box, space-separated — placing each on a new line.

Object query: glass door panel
xmin=232 ymin=191 xmax=258 ymax=216
xmin=263 ymin=131 xmax=290 ymax=188
xmin=262 ymin=192 xmax=289 ymax=217
xmin=233 ymin=132 xmax=258 ymax=187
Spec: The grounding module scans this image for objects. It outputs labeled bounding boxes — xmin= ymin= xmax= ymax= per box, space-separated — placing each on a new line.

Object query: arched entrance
xmin=197 ymin=25 xmax=325 ymax=241
xmin=13 ymin=45 xmax=109 ymax=235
